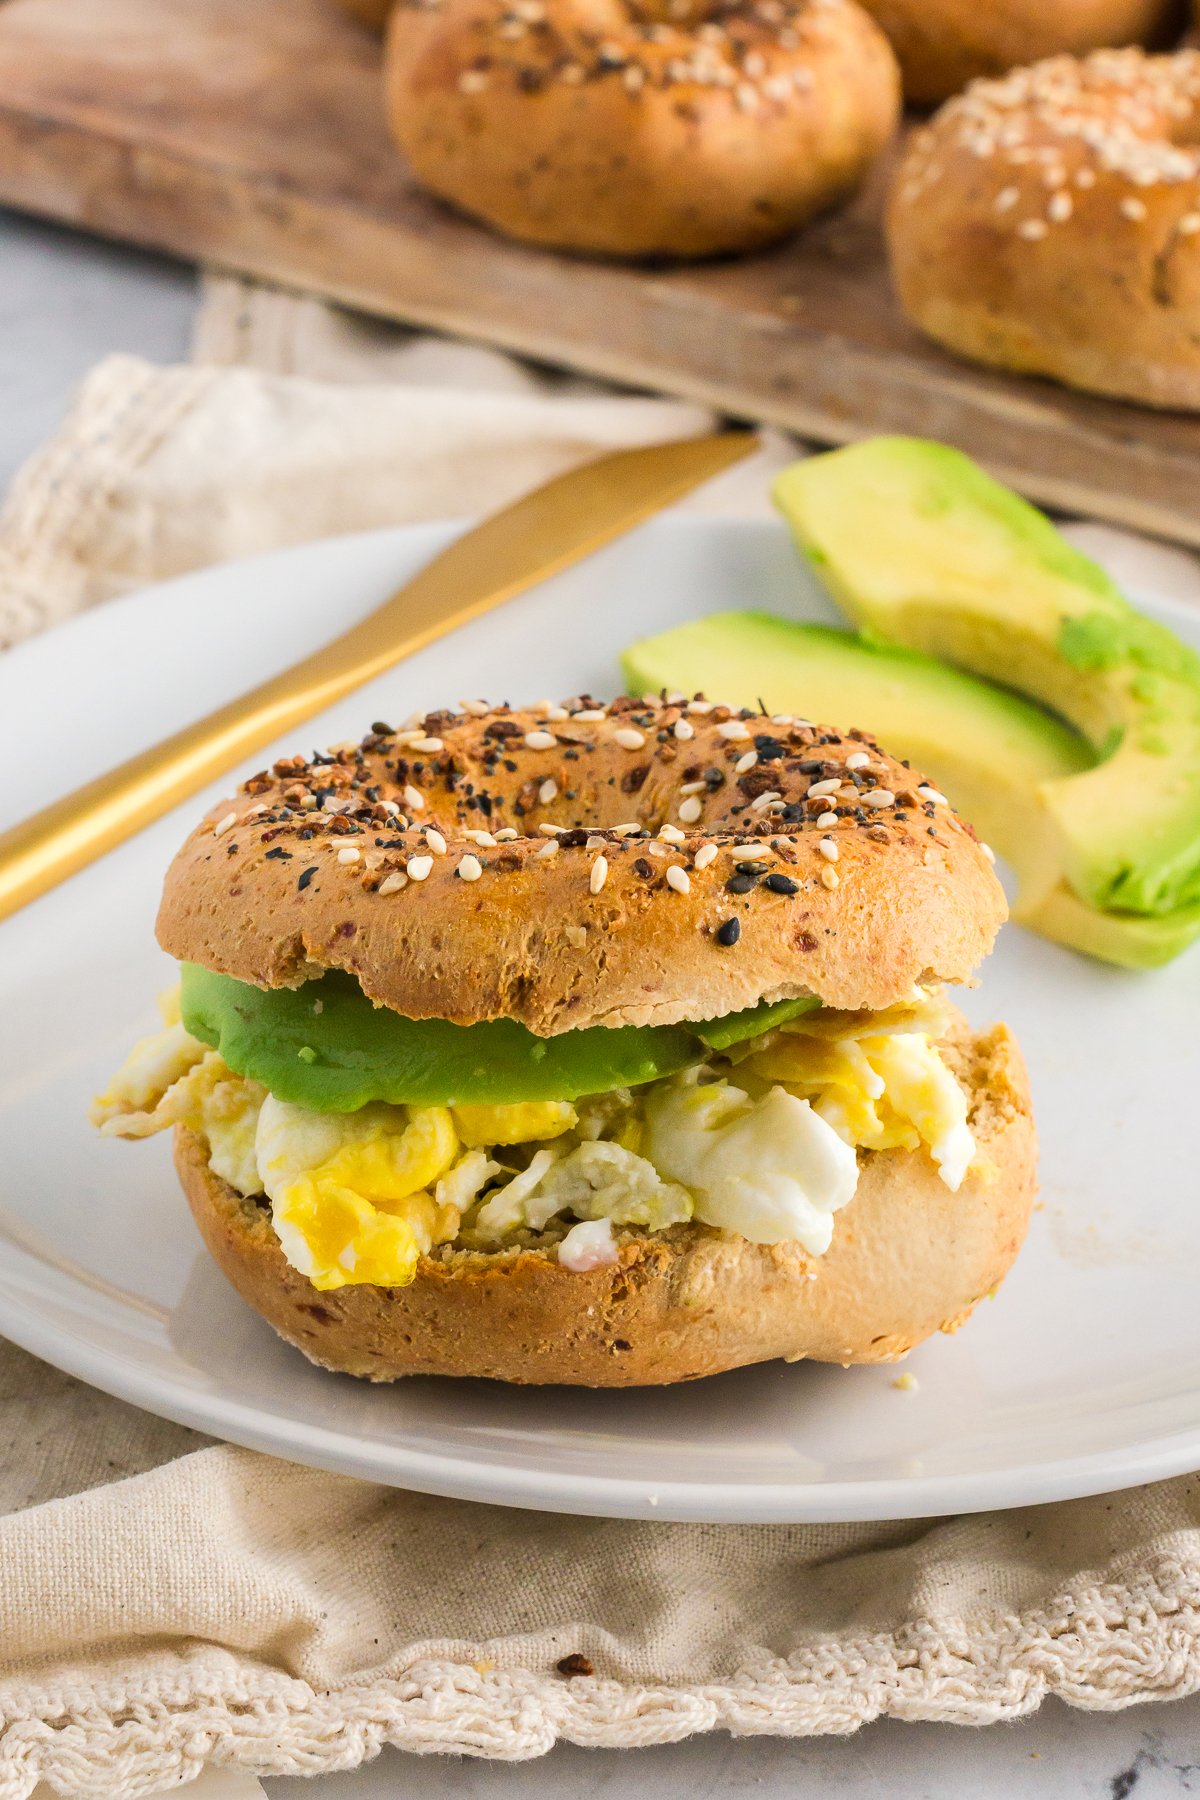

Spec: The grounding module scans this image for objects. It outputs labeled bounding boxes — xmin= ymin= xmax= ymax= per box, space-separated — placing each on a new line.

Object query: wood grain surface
xmin=1 ymin=0 xmax=1199 ymax=542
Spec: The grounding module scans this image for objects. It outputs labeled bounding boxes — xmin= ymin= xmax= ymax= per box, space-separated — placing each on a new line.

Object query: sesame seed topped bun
xmin=888 ymin=49 xmax=1200 ymax=410
xmin=156 ymin=696 xmax=1005 ymax=1033
xmin=858 ymin=0 xmax=1179 ymax=105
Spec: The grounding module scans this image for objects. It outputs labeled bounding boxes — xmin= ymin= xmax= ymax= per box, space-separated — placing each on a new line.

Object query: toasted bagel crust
xmin=334 ymin=0 xmax=392 ymax=25
xmin=382 ymin=0 xmax=900 ymax=260
xmin=156 ymin=699 xmax=1005 ymax=1034
xmin=888 ymin=50 xmax=1200 ymax=410
xmin=175 ymin=1019 xmax=1035 ymax=1386
xmin=859 ymin=0 xmax=1177 ymax=103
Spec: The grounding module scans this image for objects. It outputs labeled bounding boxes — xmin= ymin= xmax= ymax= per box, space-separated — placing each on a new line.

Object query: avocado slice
xmin=180 ymin=965 xmax=817 ymax=1112
xmin=693 ymin=994 xmax=821 ymax=1049
xmin=773 ymin=437 xmax=1200 ymax=918
xmin=1018 ymin=882 xmax=1200 ymax=971
xmin=182 ymin=965 xmax=703 ymax=1111
xmin=622 ymin=613 xmax=1200 ymax=968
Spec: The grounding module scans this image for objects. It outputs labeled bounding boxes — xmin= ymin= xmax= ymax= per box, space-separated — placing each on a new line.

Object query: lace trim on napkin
xmin=2 ymin=1560 xmax=1199 ymax=1798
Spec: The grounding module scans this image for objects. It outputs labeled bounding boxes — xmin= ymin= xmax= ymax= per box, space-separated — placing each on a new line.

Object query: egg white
xmin=644 ymin=1072 xmax=858 ymax=1255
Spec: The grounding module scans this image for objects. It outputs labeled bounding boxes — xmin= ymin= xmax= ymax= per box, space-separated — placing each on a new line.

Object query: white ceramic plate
xmin=2 ymin=516 xmax=1197 ymax=1523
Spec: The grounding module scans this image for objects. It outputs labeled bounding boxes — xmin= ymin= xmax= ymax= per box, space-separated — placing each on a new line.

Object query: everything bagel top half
xmin=93 ymin=695 xmax=1035 ymax=1387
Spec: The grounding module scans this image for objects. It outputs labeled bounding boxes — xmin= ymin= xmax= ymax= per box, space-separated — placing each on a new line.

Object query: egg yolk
xmin=259 ymin=1101 xmax=460 ymax=1290
xmin=451 ymin=1101 xmax=576 ymax=1147
xmin=740 ymin=1016 xmax=974 ymax=1191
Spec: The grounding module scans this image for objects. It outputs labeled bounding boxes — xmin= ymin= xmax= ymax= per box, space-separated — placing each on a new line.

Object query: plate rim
xmin=4 ymin=1272 xmax=1200 ymax=1524
xmin=3 ymin=512 xmax=1198 ymax=1524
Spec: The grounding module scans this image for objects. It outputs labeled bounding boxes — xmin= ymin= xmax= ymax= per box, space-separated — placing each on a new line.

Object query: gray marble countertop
xmin=4 ymin=202 xmax=1200 ymax=1800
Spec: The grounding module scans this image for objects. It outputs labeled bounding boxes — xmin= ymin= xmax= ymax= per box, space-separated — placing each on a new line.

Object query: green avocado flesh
xmin=622 ymin=612 xmax=1200 ymax=969
xmin=772 ymin=437 xmax=1200 ymax=920
xmin=179 ymin=964 xmax=819 ymax=1112
xmin=694 ymin=994 xmax=820 ymax=1050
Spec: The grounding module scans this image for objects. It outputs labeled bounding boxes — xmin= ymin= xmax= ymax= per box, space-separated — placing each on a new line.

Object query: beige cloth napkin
xmin=4 ymin=275 xmax=1200 ymax=1800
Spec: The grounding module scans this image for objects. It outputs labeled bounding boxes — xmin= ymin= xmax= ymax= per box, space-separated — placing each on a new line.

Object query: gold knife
xmin=0 ymin=430 xmax=757 ymax=924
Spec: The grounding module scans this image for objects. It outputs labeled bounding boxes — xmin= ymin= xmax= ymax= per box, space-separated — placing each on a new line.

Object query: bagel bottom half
xmin=176 ymin=1021 xmax=1036 ymax=1387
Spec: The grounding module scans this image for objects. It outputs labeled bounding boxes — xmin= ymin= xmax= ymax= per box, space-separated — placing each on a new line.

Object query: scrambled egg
xmin=90 ymin=997 xmax=206 ymax=1130
xmin=643 ymin=1074 xmax=858 ymax=1257
xmin=91 ymin=996 xmax=264 ymax=1195
xmin=256 ymin=1097 xmax=460 ymax=1289
xmin=93 ymin=986 xmax=976 ymax=1289
xmin=452 ymin=1101 xmax=576 ymax=1146
xmin=737 ymin=992 xmax=975 ymax=1192
xmin=472 ymin=1138 xmax=692 ymax=1241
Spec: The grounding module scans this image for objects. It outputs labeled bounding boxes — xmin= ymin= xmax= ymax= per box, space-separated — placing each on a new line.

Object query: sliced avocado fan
xmin=773 ymin=437 xmax=1200 ymax=920
xmin=622 ymin=613 xmax=1200 ymax=969
xmin=180 ymin=964 xmax=819 ymax=1113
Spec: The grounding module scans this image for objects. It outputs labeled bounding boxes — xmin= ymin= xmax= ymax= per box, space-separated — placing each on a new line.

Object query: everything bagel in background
xmin=333 ymin=0 xmax=394 ymax=26
xmin=887 ymin=48 xmax=1200 ymax=408
xmin=92 ymin=696 xmax=1036 ymax=1387
xmin=858 ymin=0 xmax=1183 ymax=103
xmin=381 ymin=0 xmax=901 ymax=258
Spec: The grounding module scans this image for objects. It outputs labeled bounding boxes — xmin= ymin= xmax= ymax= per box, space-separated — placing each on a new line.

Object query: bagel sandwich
xmin=93 ymin=695 xmax=1036 ymax=1386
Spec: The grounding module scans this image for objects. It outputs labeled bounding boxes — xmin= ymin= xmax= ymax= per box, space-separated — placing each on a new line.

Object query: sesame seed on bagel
xmin=858 ymin=0 xmax=1178 ymax=105
xmin=888 ymin=48 xmax=1200 ymax=409
xmin=156 ymin=694 xmax=1006 ymax=1033
xmin=381 ymin=0 xmax=901 ymax=259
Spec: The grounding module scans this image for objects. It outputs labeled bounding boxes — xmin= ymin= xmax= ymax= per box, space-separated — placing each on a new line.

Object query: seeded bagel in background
xmin=333 ymin=0 xmax=393 ymax=27
xmin=381 ymin=0 xmax=901 ymax=259
xmin=859 ymin=0 xmax=1183 ymax=103
xmin=887 ymin=48 xmax=1200 ymax=409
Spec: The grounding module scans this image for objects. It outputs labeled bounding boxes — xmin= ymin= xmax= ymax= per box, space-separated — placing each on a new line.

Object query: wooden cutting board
xmin=2 ymin=0 xmax=1200 ymax=544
